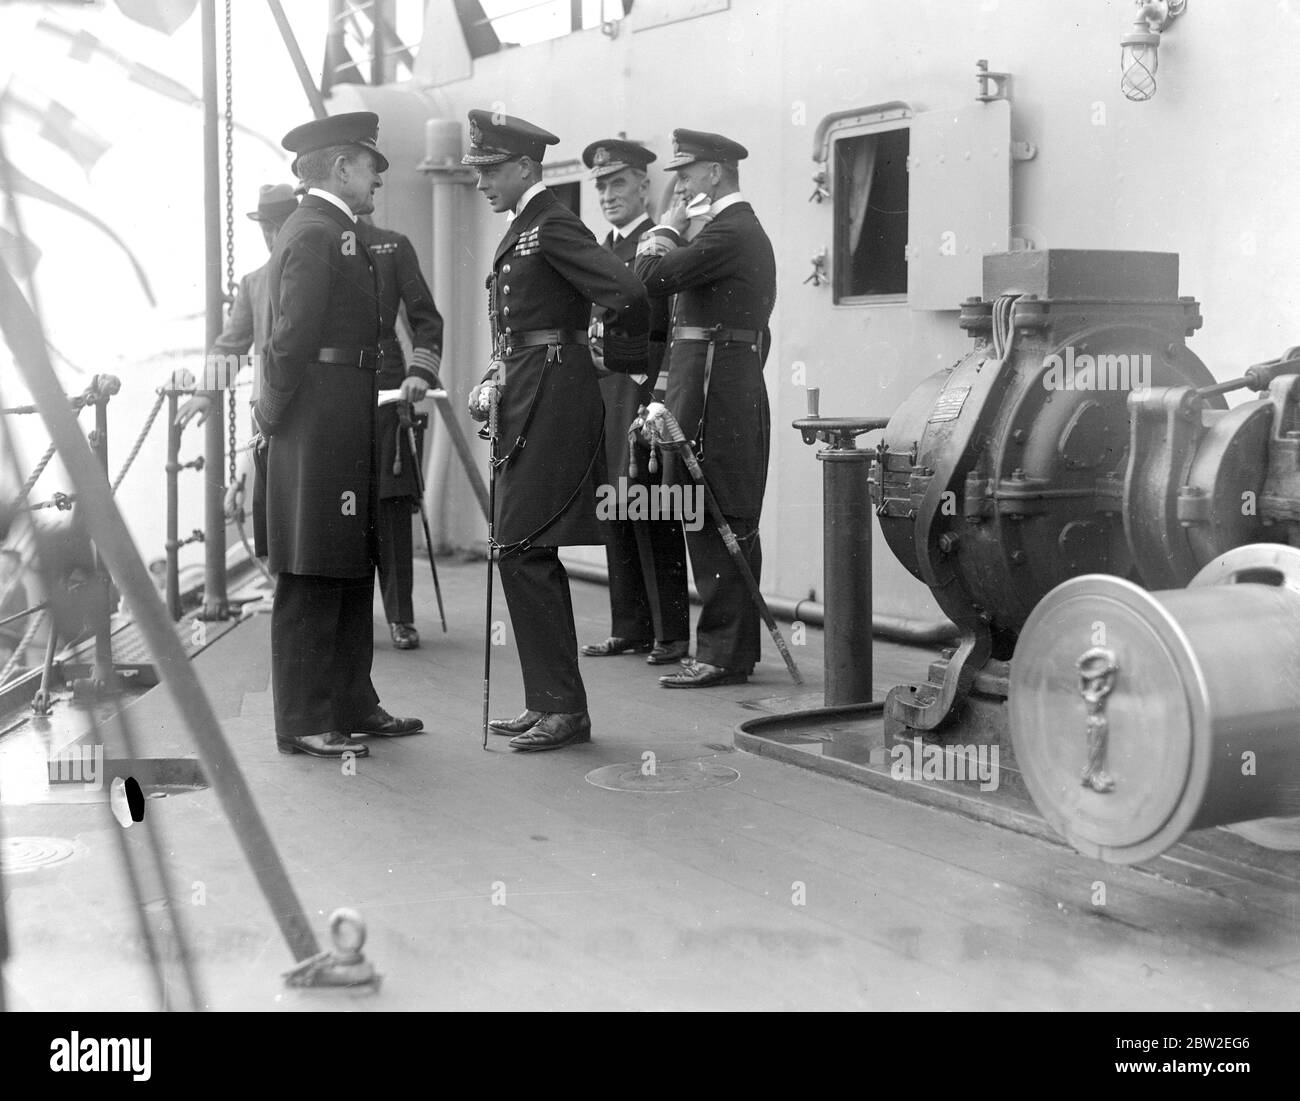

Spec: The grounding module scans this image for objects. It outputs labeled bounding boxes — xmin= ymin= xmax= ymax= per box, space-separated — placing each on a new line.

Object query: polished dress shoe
xmin=276 ymin=731 xmax=369 ymax=758
xmin=508 ymin=711 xmax=592 ymax=752
xmin=580 ymin=636 xmax=653 ymax=657
xmin=350 ymin=707 xmax=424 ymax=737
xmin=390 ymin=623 xmax=420 ymax=650
xmin=487 ymin=709 xmax=543 ymax=736
xmin=659 ymin=659 xmax=749 ymax=689
xmin=646 ymin=640 xmax=690 ymax=665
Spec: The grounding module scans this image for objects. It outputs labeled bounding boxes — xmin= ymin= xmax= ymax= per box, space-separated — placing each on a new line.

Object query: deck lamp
xmin=1120 ymin=0 xmax=1187 ymax=102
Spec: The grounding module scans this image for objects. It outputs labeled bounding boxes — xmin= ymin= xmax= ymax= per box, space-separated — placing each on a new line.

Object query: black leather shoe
xmin=646 ymin=640 xmax=690 ymax=665
xmin=390 ymin=623 xmax=420 ymax=650
xmin=508 ymin=711 xmax=592 ymax=752
xmin=580 ymin=636 xmax=653 ymax=656
xmin=350 ymin=708 xmax=424 ymax=737
xmin=276 ymin=731 xmax=370 ymax=758
xmin=488 ymin=709 xmax=543 ymax=736
xmin=659 ymin=659 xmax=749 ymax=689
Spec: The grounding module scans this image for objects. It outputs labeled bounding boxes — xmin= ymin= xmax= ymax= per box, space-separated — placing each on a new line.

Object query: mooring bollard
xmin=792 ymin=390 xmax=889 ymax=707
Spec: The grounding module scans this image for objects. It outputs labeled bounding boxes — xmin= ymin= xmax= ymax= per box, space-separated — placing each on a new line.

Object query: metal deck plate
xmin=585 ymin=759 xmax=740 ymax=793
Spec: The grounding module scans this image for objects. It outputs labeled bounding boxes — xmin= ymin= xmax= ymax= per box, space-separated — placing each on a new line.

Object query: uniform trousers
xmin=684 ymin=516 xmax=762 ymax=672
xmin=498 ymin=545 xmax=586 ymax=714
xmin=375 ymin=496 xmax=415 ymax=624
xmin=603 ymin=516 xmax=690 ymax=643
xmin=271 ymin=571 xmax=380 ymax=736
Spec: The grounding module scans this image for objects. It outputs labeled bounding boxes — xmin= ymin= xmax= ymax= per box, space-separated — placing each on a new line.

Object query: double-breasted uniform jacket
xmin=358 ymin=222 xmax=444 ymax=499
xmin=486 ymin=188 xmax=649 ymax=549
xmin=599 ymin=220 xmax=670 ymax=480
xmin=634 ymin=200 xmax=776 ymax=519
xmin=255 ymin=193 xmax=381 ymax=578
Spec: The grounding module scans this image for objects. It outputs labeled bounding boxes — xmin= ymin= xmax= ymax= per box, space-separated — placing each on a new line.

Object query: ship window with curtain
xmin=834 ymin=126 xmax=909 ymax=302
xmin=459 ymin=0 xmax=634 ymax=51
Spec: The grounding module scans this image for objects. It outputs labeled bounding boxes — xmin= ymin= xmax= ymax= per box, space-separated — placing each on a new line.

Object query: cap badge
xmin=593 ymin=147 xmax=610 ymax=166
xmin=469 ymin=119 xmax=483 ymax=147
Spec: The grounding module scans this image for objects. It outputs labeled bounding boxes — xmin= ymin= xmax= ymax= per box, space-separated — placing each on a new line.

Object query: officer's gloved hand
xmin=467 ymin=376 xmax=501 ymax=422
xmin=175 ymin=393 xmax=212 ymax=429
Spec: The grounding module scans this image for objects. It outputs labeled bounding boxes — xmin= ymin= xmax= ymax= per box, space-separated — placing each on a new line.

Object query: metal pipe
xmin=370 ymin=0 xmax=389 ymax=85
xmin=426 ymin=182 xmax=452 ymax=541
xmin=201 ymin=0 xmax=227 ymax=620
xmin=267 ymin=0 xmax=329 ymax=119
xmin=560 ymin=557 xmax=958 ymax=645
xmin=0 ymin=260 xmax=322 ymax=964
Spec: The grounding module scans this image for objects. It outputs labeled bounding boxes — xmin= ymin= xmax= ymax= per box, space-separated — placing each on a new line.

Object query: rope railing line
xmin=11 ymin=440 xmax=58 ymax=510
xmin=111 ymin=388 xmax=167 ymax=494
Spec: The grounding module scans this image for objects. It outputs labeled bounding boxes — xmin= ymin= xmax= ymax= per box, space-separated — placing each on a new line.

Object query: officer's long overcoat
xmin=256 ymin=194 xmax=380 ymax=578
xmin=360 ymin=222 xmax=444 ymax=500
xmin=635 ymin=201 xmax=776 ymax=520
xmin=488 ymin=189 xmax=649 ymax=548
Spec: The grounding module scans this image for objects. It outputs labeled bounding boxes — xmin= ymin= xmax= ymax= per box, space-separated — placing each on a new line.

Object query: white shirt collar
xmin=611 ymin=212 xmax=651 ymax=241
xmin=709 ymin=192 xmax=745 ymax=216
xmin=307 ymin=187 xmax=357 ymax=224
xmin=513 ymin=182 xmax=547 ymax=217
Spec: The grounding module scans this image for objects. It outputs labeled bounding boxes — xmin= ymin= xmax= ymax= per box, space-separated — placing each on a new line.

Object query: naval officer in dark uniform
xmin=635 ymin=129 xmax=776 ymax=688
xmin=463 ymin=110 xmax=650 ymax=752
xmin=578 ymin=138 xmax=689 ymax=667
xmin=255 ymin=111 xmax=423 ymax=758
xmin=356 ymin=219 xmax=444 ymax=650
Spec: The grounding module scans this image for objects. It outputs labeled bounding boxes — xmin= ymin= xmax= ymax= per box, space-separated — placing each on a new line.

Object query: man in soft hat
xmin=463 ymin=109 xmax=650 ymax=752
xmin=635 ymin=129 xmax=776 ymax=689
xmin=578 ymin=137 xmax=689 ymax=668
xmin=256 ymin=111 xmax=422 ymax=759
xmin=176 ymin=183 xmax=298 ymax=559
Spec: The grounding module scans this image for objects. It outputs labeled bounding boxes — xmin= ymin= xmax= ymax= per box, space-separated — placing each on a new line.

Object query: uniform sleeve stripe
xmin=411 ymin=348 xmax=440 ymax=373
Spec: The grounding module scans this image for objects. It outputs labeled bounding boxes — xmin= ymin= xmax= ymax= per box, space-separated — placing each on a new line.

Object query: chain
xmin=224 ymin=0 xmax=237 ymax=487
xmin=111 ymin=389 xmax=167 ymax=495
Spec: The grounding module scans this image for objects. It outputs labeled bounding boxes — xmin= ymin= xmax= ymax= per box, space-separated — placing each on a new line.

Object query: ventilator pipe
xmin=561 ymin=557 xmax=957 ymax=646
xmin=421 ymin=119 xmax=475 ymax=544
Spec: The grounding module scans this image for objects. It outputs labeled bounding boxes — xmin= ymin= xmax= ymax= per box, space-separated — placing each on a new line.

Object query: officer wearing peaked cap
xmin=634 ymin=128 xmax=776 ymax=688
xmin=578 ymin=137 xmax=690 ymax=667
xmin=463 ymin=109 xmax=651 ymax=752
xmin=255 ymin=110 xmax=422 ymax=759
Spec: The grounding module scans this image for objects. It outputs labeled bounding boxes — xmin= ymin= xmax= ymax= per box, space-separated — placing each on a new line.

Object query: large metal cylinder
xmin=820 ymin=445 xmax=874 ymax=705
xmin=1009 ymin=543 xmax=1300 ymax=864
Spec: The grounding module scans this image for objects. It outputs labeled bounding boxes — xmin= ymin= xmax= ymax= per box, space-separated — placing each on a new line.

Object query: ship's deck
xmin=1 ymin=556 xmax=1297 ymax=1012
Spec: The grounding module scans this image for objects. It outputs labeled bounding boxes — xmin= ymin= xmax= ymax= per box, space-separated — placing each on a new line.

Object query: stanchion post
xmin=165 ymin=390 xmax=182 ymax=622
xmin=793 ymin=396 xmax=888 ymax=708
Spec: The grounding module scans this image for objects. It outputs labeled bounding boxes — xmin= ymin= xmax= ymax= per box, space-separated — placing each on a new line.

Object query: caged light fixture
xmin=1120 ymin=0 xmax=1188 ymax=102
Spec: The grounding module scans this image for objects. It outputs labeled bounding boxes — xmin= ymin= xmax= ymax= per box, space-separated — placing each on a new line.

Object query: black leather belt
xmin=317 ymin=346 xmax=382 ymax=369
xmin=499 ymin=329 xmax=589 ymax=355
xmin=671 ymin=325 xmax=761 ymax=345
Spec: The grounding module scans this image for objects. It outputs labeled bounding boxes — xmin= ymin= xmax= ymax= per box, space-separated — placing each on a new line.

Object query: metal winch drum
xmin=1008 ymin=543 xmax=1300 ymax=864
